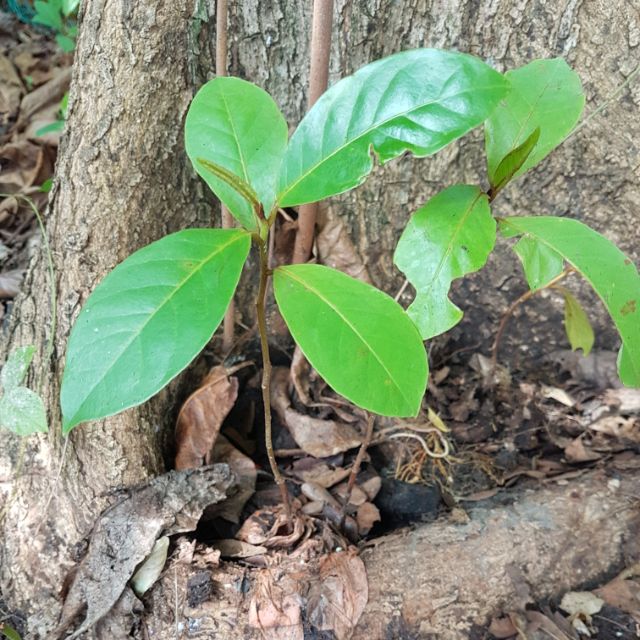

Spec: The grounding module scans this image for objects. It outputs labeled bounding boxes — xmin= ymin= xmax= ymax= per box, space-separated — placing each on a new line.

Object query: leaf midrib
xmin=279 ymin=78 xmax=506 ymax=203
xmin=65 ymin=232 xmax=248 ymax=426
xmin=279 ymin=267 xmax=415 ymax=410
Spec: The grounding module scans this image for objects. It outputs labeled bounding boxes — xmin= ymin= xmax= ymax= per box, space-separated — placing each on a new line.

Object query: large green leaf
xmin=1 ymin=346 xmax=36 ymax=392
xmin=0 ymin=386 xmax=48 ymax=436
xmin=61 ymin=228 xmax=251 ymax=433
xmin=185 ymin=77 xmax=288 ymax=230
xmin=273 ymin=264 xmax=427 ymax=417
xmin=394 ymin=185 xmax=495 ymax=340
xmin=278 ymin=49 xmax=509 ymax=207
xmin=485 ymin=58 xmax=584 ymax=183
xmin=513 ymin=235 xmax=564 ymax=291
xmin=500 ymin=216 xmax=640 ymax=387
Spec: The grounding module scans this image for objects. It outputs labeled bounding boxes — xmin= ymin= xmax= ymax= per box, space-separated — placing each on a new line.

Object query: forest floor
xmin=1 ymin=11 xmax=639 ymax=640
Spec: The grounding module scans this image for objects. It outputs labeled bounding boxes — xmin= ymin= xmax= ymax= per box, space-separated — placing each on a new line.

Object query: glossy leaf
xmin=485 ymin=58 xmax=584 ymax=183
xmin=513 ymin=235 xmax=564 ymax=291
xmin=274 ymin=264 xmax=428 ymax=417
xmin=500 ymin=216 xmax=640 ymax=387
xmin=278 ymin=49 xmax=509 ymax=206
xmin=1 ymin=624 xmax=22 ymax=640
xmin=60 ymin=228 xmax=251 ymax=433
xmin=1 ymin=346 xmax=35 ymax=392
xmin=559 ymin=288 xmax=594 ymax=355
xmin=33 ymin=0 xmax=64 ymax=30
xmin=490 ymin=127 xmax=540 ymax=194
xmin=394 ymin=185 xmax=495 ymax=340
xmin=0 ymin=386 xmax=48 ymax=436
xmin=185 ymin=77 xmax=288 ymax=230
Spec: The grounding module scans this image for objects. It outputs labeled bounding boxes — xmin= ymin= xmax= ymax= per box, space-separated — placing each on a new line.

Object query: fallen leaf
xmin=236 ymin=506 xmax=309 ymax=549
xmin=542 ymin=385 xmax=576 ymax=407
xmin=488 ymin=614 xmax=518 ymax=638
xmin=0 ymin=270 xmax=24 ymax=298
xmin=290 ymin=345 xmax=311 ymax=405
xmin=271 ymin=367 xmax=362 ymax=458
xmin=316 ymin=211 xmax=371 ymax=283
xmin=307 ymin=550 xmax=368 ymax=640
xmin=603 ymin=388 xmax=640 ymax=413
xmin=209 ymin=434 xmax=256 ymax=523
xmin=594 ymin=564 xmax=640 ymax=619
xmin=356 ymin=502 xmax=380 ymax=535
xmin=17 ymin=66 xmax=70 ymax=127
xmin=291 ymin=458 xmax=350 ymax=488
xmin=525 ymin=610 xmax=576 ymax=639
xmin=55 ymin=466 xmax=233 ymax=639
xmin=589 ymin=416 xmax=638 ymax=443
xmin=564 ymin=436 xmax=601 ymax=463
xmin=174 ymin=366 xmax=239 ymax=470
xmin=211 ymin=539 xmax=267 ymax=559
xmin=0 ymin=54 xmax=24 ymax=128
xmin=249 ymin=569 xmax=304 ymax=640
xmin=131 ymin=536 xmax=169 ymax=596
xmin=560 ymin=591 xmax=604 ymax=617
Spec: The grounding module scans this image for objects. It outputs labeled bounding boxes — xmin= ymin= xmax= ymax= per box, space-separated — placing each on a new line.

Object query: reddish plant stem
xmin=256 ymin=238 xmax=292 ymax=522
xmin=292 ymin=0 xmax=334 ymax=264
xmin=490 ymin=268 xmax=573 ymax=372
xmin=342 ymin=413 xmax=375 ymax=515
xmin=217 ymin=0 xmax=235 ymax=352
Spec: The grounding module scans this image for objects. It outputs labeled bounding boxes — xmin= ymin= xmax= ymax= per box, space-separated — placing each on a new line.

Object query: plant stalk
xmin=256 ymin=238 xmax=292 ymax=522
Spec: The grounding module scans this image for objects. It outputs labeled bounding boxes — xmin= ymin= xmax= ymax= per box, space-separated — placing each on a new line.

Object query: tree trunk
xmin=1 ymin=0 xmax=639 ymax=637
xmin=0 ymin=1 xmax=219 ymax=636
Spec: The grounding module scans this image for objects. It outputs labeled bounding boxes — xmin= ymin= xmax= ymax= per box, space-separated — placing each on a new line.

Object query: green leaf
xmin=131 ymin=536 xmax=169 ymax=596
xmin=62 ymin=0 xmax=80 ymax=16
xmin=1 ymin=624 xmax=22 ymax=640
xmin=490 ymin=127 xmax=540 ymax=194
xmin=394 ymin=185 xmax=495 ymax=340
xmin=513 ymin=235 xmax=564 ymax=291
xmin=278 ymin=49 xmax=509 ymax=207
xmin=1 ymin=346 xmax=35 ymax=392
xmin=60 ymin=228 xmax=251 ymax=433
xmin=33 ymin=0 xmax=64 ymax=30
xmin=485 ymin=59 xmax=584 ymax=183
xmin=500 ymin=216 xmax=640 ymax=387
xmin=35 ymin=120 xmax=64 ymax=137
xmin=0 ymin=386 xmax=48 ymax=436
xmin=40 ymin=178 xmax=53 ymax=193
xmin=185 ymin=77 xmax=288 ymax=231
xmin=274 ymin=264 xmax=428 ymax=417
xmin=558 ymin=288 xmax=594 ymax=355
xmin=55 ymin=33 xmax=76 ymax=53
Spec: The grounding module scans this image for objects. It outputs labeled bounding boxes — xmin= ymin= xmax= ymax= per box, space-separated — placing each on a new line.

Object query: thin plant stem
xmin=292 ymin=0 xmax=333 ymax=264
xmin=216 ymin=0 xmax=235 ymax=352
xmin=256 ymin=237 xmax=292 ymax=522
xmin=490 ymin=268 xmax=573 ymax=372
xmin=342 ymin=412 xmax=375 ymax=510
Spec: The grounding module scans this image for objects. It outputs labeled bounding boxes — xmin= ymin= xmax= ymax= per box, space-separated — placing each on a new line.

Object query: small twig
xmin=394 ymin=278 xmax=409 ymax=302
xmin=490 ymin=268 xmax=573 ymax=373
xmin=342 ymin=413 xmax=375 ymax=510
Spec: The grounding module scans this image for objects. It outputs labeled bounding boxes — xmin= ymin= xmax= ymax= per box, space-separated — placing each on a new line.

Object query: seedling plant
xmin=59 ymin=49 xmax=640 ymax=515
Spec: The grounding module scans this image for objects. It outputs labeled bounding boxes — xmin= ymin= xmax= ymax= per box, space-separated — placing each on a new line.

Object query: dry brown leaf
xmin=564 ymin=436 xmax=601 ymax=463
xmin=589 ymin=415 xmax=639 ymax=442
xmin=603 ymin=388 xmax=640 ymax=413
xmin=17 ymin=66 xmax=71 ymax=127
xmin=0 ymin=54 xmax=24 ymax=128
xmin=248 ymin=569 xmax=304 ymax=640
xmin=291 ymin=459 xmax=351 ymax=488
xmin=307 ymin=550 xmax=368 ymax=640
xmin=356 ymin=502 xmax=380 ymax=536
xmin=209 ymin=434 xmax=256 ymax=523
xmin=272 ymin=367 xmax=362 ymax=458
xmin=0 ymin=141 xmax=49 ymax=191
xmin=211 ymin=539 xmax=267 ymax=559
xmin=525 ymin=610 xmax=576 ymax=639
xmin=236 ymin=507 xmax=308 ymax=549
xmin=316 ymin=211 xmax=371 ymax=283
xmin=594 ymin=565 xmax=640 ymax=620
xmin=0 ymin=269 xmax=23 ymax=298
xmin=174 ymin=366 xmax=239 ymax=470
xmin=290 ymin=345 xmax=311 ymax=405
xmin=333 ymin=482 xmax=368 ymax=506
xmin=488 ymin=614 xmax=518 ymax=638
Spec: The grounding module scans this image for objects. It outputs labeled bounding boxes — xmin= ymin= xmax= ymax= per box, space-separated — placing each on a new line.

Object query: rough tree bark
xmin=1 ymin=1 xmax=639 ymax=637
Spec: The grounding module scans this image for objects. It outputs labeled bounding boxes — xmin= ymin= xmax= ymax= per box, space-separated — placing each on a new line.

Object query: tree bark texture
xmin=1 ymin=0 xmax=639 ymax=637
